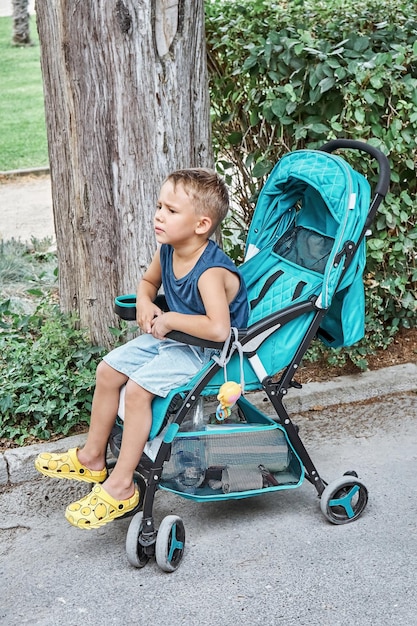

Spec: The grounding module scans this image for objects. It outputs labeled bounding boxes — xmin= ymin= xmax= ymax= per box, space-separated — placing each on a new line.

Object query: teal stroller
xmin=111 ymin=139 xmax=390 ymax=571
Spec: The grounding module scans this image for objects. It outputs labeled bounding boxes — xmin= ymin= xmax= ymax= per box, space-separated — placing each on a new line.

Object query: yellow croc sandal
xmin=34 ymin=447 xmax=107 ymax=484
xmin=65 ymin=484 xmax=140 ymax=529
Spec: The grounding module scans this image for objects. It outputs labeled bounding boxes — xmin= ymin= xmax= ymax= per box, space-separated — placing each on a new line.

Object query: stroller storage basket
xmin=160 ymin=400 xmax=304 ymax=501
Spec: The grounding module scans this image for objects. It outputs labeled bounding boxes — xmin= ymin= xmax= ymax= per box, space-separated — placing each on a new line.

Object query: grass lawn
xmin=0 ymin=16 xmax=48 ymax=171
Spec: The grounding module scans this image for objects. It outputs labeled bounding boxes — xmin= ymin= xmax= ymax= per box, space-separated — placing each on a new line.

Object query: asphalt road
xmin=1 ymin=391 xmax=416 ymax=626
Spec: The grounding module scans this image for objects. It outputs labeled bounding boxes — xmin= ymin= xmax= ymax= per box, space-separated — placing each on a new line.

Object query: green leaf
xmin=319 ymin=76 xmax=335 ymax=93
xmin=252 ymin=160 xmax=274 ymax=178
xmin=354 ymin=109 xmax=365 ymax=124
xmin=370 ymin=75 xmax=383 ymax=89
xmin=242 ymin=56 xmax=258 ymax=72
xmin=367 ymin=239 xmax=385 ymax=250
xmin=270 ymin=98 xmax=287 ymax=118
xmin=26 ymin=288 xmax=44 ymax=297
xmin=330 ymin=120 xmax=343 ymax=132
xmin=351 ymin=36 xmax=370 ymax=52
xmin=249 ymin=110 xmax=260 ymax=126
xmin=226 ymin=131 xmax=243 ymax=145
xmin=309 ymin=123 xmax=329 ymax=134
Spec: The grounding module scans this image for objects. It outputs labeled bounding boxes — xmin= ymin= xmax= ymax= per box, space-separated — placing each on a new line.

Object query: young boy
xmin=35 ymin=168 xmax=249 ymax=529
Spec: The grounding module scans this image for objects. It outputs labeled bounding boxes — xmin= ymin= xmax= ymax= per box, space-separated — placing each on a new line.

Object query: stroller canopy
xmin=244 ymin=149 xmax=371 ymax=311
xmin=206 ymin=150 xmax=372 ymax=393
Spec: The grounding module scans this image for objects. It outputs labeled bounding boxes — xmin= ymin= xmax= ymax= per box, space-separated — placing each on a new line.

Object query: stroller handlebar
xmin=319 ymin=139 xmax=390 ymax=198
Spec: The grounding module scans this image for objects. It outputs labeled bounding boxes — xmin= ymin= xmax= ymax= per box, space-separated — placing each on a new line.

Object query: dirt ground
xmin=1 ymin=173 xmax=416 ymax=383
xmin=299 ymin=325 xmax=417 ymax=383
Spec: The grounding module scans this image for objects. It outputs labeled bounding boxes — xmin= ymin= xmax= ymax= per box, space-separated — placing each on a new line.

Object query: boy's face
xmin=154 ymin=180 xmax=211 ymax=245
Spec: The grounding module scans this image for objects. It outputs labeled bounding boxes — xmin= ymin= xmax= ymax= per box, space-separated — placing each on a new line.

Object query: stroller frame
xmin=110 ymin=140 xmax=390 ymax=571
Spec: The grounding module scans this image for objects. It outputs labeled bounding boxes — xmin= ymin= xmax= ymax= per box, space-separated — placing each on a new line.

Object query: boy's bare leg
xmin=77 ymin=361 xmax=128 ymax=472
xmin=100 ymin=379 xmax=154 ymax=501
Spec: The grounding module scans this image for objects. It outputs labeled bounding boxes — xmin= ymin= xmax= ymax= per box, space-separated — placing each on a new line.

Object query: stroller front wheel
xmin=320 ymin=475 xmax=368 ymax=524
xmin=155 ymin=515 xmax=186 ymax=572
xmin=126 ymin=512 xmax=150 ymax=568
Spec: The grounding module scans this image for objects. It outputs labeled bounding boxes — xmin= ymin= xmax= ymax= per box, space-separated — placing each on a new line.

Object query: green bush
xmin=206 ymin=0 xmax=417 ymax=363
xmin=0 ymin=297 xmax=105 ymax=444
xmin=0 ymin=240 xmax=137 ymax=444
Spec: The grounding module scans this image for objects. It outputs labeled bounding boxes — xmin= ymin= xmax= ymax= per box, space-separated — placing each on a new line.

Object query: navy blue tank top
xmin=160 ymin=240 xmax=248 ymax=328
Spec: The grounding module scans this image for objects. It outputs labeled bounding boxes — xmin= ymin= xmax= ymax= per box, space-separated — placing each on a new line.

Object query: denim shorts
xmin=103 ymin=333 xmax=217 ymax=397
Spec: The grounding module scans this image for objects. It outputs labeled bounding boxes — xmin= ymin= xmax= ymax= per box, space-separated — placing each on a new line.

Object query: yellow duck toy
xmin=215 ymin=381 xmax=242 ymax=421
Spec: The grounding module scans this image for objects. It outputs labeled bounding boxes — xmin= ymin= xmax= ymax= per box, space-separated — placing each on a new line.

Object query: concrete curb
xmin=1 ymin=362 xmax=416 ymax=490
xmin=0 ymin=166 xmax=50 ymax=179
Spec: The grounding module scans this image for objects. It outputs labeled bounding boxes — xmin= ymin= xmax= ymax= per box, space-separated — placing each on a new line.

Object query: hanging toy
xmin=215 ymin=381 xmax=242 ymax=421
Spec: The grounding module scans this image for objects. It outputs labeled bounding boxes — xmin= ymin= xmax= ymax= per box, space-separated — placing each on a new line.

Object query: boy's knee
xmin=96 ymin=360 xmax=122 ymax=386
xmin=124 ymin=380 xmax=153 ymax=405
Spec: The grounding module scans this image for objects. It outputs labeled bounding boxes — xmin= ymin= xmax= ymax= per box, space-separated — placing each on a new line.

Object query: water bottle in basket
xmin=174 ymin=441 xmax=205 ymax=493
xmin=174 ymin=399 xmax=206 ymax=493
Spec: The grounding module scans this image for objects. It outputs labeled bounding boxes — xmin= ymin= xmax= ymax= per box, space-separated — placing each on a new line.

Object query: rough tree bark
xmin=35 ymin=0 xmax=213 ymax=346
xmin=12 ymin=0 xmax=31 ymax=45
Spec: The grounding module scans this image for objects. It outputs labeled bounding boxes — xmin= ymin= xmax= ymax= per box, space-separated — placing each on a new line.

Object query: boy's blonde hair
xmin=165 ymin=168 xmax=229 ymax=235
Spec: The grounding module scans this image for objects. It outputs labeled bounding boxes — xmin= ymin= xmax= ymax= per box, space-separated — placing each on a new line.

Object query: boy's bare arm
xmin=150 ymin=267 xmax=236 ymax=342
xmin=136 ymin=250 xmax=163 ymax=333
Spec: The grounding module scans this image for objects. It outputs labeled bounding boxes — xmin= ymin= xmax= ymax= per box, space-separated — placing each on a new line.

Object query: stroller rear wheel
xmin=126 ymin=512 xmax=149 ymax=568
xmin=320 ymin=475 xmax=368 ymax=524
xmin=155 ymin=515 xmax=186 ymax=572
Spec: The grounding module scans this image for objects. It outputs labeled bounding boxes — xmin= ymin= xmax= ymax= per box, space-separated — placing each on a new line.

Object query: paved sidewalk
xmin=1 ymin=386 xmax=417 ymax=626
xmin=1 ymin=362 xmax=416 ymax=492
xmin=0 ymin=175 xmax=54 ymax=242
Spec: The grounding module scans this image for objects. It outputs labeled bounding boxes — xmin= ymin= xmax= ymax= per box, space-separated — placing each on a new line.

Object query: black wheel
xmin=126 ymin=512 xmax=149 ymax=568
xmin=155 ymin=515 xmax=185 ymax=572
xmin=320 ymin=475 xmax=368 ymax=524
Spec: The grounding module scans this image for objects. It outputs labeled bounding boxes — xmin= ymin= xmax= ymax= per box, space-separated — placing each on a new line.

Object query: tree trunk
xmin=35 ymin=0 xmax=212 ymax=347
xmin=12 ymin=0 xmax=31 ymax=45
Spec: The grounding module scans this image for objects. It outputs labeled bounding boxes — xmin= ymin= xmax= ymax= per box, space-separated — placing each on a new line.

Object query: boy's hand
xmin=137 ymin=301 xmax=163 ymax=334
xmin=136 ymin=249 xmax=163 ymax=332
xmin=150 ymin=312 xmax=172 ymax=339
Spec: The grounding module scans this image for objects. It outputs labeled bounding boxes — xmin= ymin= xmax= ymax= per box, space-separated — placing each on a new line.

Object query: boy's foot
xmin=65 ymin=484 xmax=139 ymax=529
xmin=34 ymin=447 xmax=107 ymax=484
